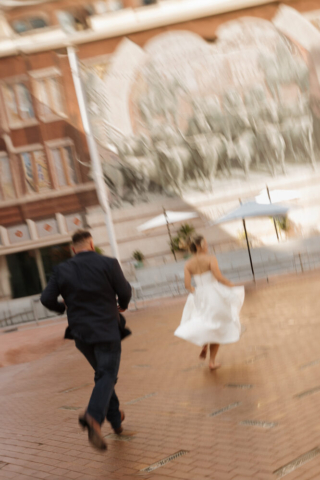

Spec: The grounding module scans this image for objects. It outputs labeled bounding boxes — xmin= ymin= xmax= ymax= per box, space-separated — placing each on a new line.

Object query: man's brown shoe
xmin=113 ymin=410 xmax=125 ymax=435
xmin=79 ymin=413 xmax=107 ymax=451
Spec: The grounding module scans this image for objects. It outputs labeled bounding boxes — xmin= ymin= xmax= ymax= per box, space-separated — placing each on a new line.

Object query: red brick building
xmin=0 ymin=0 xmax=319 ymax=301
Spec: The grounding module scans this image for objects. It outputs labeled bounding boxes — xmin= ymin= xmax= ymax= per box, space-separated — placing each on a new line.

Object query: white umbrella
xmin=137 ymin=211 xmax=198 ymax=232
xmin=214 ymin=201 xmax=290 ymax=224
xmin=137 ymin=209 xmax=198 ymax=262
xmin=212 ymin=201 xmax=291 ymax=280
xmin=255 ymin=188 xmax=300 ymax=204
xmin=255 ymin=186 xmax=300 ymax=241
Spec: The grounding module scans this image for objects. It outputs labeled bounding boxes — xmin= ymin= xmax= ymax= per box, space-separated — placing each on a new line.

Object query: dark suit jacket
xmin=40 ymin=251 xmax=132 ymax=344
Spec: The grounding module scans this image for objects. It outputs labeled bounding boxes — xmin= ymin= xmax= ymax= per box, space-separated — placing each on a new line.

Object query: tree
xmin=171 ymin=223 xmax=196 ymax=252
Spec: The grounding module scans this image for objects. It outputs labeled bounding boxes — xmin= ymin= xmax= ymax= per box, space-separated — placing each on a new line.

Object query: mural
xmin=81 ymin=15 xmax=319 ymax=208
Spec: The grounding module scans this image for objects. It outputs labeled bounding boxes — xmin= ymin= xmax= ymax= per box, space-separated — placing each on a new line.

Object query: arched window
xmin=0 ymin=154 xmax=15 ymax=201
xmin=12 ymin=16 xmax=49 ymax=34
xmin=2 ymin=82 xmax=35 ymax=125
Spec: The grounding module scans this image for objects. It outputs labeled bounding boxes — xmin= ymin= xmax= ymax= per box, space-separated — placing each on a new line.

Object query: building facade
xmin=1 ymin=0 xmax=320 ymax=303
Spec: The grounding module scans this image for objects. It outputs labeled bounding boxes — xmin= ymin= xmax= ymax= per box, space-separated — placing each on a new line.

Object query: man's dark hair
xmin=72 ymin=229 xmax=92 ymax=245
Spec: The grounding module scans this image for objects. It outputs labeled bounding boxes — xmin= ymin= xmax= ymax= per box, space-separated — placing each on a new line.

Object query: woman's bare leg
xmin=209 ymin=344 xmax=221 ymax=370
xmin=199 ymin=345 xmax=208 ymax=360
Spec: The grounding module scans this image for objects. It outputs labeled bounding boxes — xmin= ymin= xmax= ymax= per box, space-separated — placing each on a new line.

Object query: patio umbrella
xmin=255 ymin=188 xmax=300 ymax=204
xmin=137 ymin=209 xmax=198 ymax=261
xmin=137 ymin=210 xmax=198 ymax=232
xmin=212 ymin=201 xmax=291 ymax=280
xmin=255 ymin=187 xmax=300 ymax=241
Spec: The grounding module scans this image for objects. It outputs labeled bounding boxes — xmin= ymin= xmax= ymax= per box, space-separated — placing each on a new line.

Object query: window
xmin=50 ymin=145 xmax=78 ymax=187
xmin=7 ymin=251 xmax=42 ymax=299
xmin=21 ymin=150 xmax=51 ymax=193
xmin=2 ymin=83 xmax=35 ymax=125
xmin=94 ymin=0 xmax=124 ymax=13
xmin=34 ymin=76 xmax=65 ymax=118
xmin=12 ymin=17 xmax=49 ymax=34
xmin=0 ymin=155 xmax=15 ymax=201
xmin=57 ymin=7 xmax=89 ymax=32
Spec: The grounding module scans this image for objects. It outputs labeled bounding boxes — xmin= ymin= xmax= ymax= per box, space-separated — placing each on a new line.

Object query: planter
xmin=134 ymin=261 xmax=144 ymax=269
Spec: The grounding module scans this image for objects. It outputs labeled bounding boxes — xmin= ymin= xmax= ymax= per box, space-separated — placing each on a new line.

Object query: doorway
xmin=6 ymin=250 xmax=42 ymax=299
xmin=40 ymin=243 xmax=72 ymax=283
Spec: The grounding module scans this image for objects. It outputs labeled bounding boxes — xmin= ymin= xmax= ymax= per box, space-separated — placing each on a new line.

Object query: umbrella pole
xmin=242 ymin=219 xmax=255 ymax=281
xmin=163 ymin=207 xmax=177 ymax=262
xmin=266 ymin=185 xmax=280 ymax=242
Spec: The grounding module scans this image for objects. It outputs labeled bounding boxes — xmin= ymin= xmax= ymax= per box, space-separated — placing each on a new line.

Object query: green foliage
xmin=133 ymin=250 xmax=145 ymax=262
xmin=171 ymin=223 xmax=196 ymax=252
xmin=178 ymin=224 xmax=195 ymax=238
xmin=94 ymin=246 xmax=104 ymax=255
xmin=274 ymin=216 xmax=289 ymax=232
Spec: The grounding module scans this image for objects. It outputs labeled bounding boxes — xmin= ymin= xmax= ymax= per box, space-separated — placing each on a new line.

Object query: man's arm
xmin=111 ymin=259 xmax=132 ymax=311
xmin=40 ymin=269 xmax=66 ymax=314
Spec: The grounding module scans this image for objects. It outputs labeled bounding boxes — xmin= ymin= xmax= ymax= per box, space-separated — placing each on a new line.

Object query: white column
xmin=26 ymin=219 xmax=38 ymax=241
xmin=0 ymin=255 xmax=12 ymax=299
xmin=67 ymin=47 xmax=120 ymax=263
xmin=56 ymin=213 xmax=68 ymax=235
xmin=0 ymin=226 xmax=10 ymax=246
xmin=34 ymin=249 xmax=47 ymax=290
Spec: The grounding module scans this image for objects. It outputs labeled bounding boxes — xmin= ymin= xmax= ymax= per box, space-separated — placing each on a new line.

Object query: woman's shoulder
xmin=184 ymin=257 xmax=194 ymax=269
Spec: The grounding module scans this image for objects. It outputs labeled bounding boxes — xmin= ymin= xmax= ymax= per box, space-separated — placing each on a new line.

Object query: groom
xmin=41 ymin=230 xmax=132 ymax=450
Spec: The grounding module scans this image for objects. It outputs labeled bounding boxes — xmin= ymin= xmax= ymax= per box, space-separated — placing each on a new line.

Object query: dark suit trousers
xmin=76 ymin=340 xmax=122 ymax=428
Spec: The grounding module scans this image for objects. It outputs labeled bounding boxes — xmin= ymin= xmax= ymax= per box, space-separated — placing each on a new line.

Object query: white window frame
xmin=0 ymin=152 xmax=16 ymax=202
xmin=10 ymin=12 xmax=51 ymax=35
xmin=20 ymin=146 xmax=52 ymax=194
xmin=0 ymin=75 xmax=37 ymax=130
xmin=46 ymin=138 xmax=79 ymax=189
xmin=29 ymin=67 xmax=67 ymax=123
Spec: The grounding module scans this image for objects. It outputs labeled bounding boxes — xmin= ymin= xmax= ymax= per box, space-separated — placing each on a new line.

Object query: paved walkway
xmin=1 ymin=273 xmax=320 ymax=480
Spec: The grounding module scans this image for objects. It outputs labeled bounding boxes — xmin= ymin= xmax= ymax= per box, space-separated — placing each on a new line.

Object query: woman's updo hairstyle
xmin=187 ymin=235 xmax=204 ymax=254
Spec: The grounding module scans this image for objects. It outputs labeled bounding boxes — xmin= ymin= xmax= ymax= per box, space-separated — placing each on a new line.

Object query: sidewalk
xmin=3 ymin=233 xmax=320 ymax=329
xmin=1 ymin=273 xmax=320 ymax=479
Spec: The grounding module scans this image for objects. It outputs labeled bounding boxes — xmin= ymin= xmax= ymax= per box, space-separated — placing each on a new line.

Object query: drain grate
xmin=225 ymin=384 xmax=253 ymax=389
xmin=246 ymin=353 xmax=267 ymax=364
xmin=241 ymin=420 xmax=277 ymax=429
xmin=60 ymin=383 xmax=91 ymax=394
xmin=300 ymin=359 xmax=320 ymax=369
xmin=59 ymin=406 xmax=80 ymax=411
xmin=105 ymin=433 xmax=134 ymax=442
xmin=182 ymin=364 xmax=203 ymax=372
xmin=141 ymin=450 xmax=189 ymax=473
xmin=125 ymin=392 xmax=157 ymax=405
xmin=273 ymin=447 xmax=320 ymax=478
xmin=294 ymin=386 xmax=320 ymax=399
xmin=209 ymin=402 xmax=241 ymax=417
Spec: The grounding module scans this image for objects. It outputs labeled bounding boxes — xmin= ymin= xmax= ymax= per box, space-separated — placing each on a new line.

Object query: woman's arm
xmin=210 ymin=256 xmax=234 ymax=287
xmin=184 ymin=264 xmax=195 ymax=293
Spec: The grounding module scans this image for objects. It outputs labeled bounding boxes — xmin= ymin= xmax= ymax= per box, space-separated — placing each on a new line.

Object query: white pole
xmin=67 ymin=46 xmax=120 ymax=262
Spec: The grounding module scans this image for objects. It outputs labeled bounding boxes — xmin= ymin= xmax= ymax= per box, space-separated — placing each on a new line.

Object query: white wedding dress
xmin=174 ymin=271 xmax=245 ymax=347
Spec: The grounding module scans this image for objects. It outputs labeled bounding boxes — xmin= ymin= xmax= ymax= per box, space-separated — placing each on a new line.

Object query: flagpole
xmin=266 ymin=185 xmax=280 ymax=242
xmin=163 ymin=207 xmax=177 ymax=262
xmin=67 ymin=47 xmax=120 ymax=262
xmin=239 ymin=199 xmax=255 ymax=281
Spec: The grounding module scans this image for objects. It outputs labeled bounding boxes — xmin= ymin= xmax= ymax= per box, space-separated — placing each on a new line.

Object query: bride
xmin=174 ymin=235 xmax=245 ymax=370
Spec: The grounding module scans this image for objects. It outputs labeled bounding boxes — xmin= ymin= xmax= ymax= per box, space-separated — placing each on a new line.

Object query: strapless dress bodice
xmin=193 ymin=271 xmax=218 ymax=287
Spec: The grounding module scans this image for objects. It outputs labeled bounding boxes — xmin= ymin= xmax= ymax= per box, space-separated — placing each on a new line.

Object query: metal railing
xmin=0 ymin=298 xmax=57 ymax=330
xmin=1 ymin=250 xmax=320 ymax=329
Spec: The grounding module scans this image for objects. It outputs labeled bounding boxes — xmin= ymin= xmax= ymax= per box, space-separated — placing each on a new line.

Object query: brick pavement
xmin=1 ymin=274 xmax=320 ymax=479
